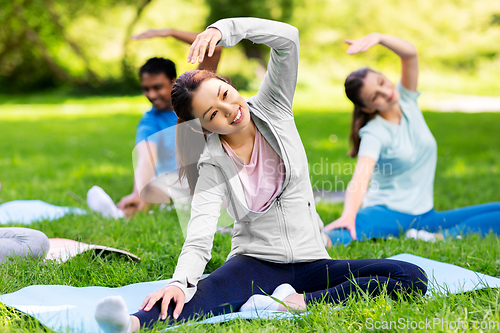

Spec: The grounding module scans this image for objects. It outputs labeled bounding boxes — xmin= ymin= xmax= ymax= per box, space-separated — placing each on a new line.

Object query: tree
xmin=0 ymin=0 xmax=152 ymax=93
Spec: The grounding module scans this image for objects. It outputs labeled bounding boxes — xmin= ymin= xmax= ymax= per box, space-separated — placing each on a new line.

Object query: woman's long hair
xmin=172 ymin=70 xmax=228 ymax=194
xmin=345 ymin=67 xmax=377 ymax=158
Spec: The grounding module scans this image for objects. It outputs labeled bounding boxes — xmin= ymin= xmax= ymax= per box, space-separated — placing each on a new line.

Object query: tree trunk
xmin=121 ymin=0 xmax=152 ymax=82
xmin=43 ymin=0 xmax=99 ymax=82
xmin=13 ymin=2 xmax=75 ymax=83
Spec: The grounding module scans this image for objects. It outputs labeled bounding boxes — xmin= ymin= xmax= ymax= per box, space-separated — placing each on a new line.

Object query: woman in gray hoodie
xmin=95 ymin=18 xmax=427 ymax=333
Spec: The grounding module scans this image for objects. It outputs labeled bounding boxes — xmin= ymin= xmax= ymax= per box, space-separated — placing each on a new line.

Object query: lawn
xmin=0 ymin=94 xmax=499 ymax=332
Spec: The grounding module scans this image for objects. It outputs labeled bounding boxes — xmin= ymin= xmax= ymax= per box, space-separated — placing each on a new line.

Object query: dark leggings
xmin=133 ymin=256 xmax=427 ymax=328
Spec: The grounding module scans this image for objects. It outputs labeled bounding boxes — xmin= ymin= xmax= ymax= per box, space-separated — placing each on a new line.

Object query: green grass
xmin=0 ymin=94 xmax=499 ymax=332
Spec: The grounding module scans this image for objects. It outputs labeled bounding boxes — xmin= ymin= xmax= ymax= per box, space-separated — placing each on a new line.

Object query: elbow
xmin=404 ymin=52 xmax=418 ymax=62
xmin=404 ymin=43 xmax=418 ymax=59
xmin=288 ymin=25 xmax=300 ymax=46
xmin=410 ymin=46 xmax=418 ymax=58
xmin=279 ymin=21 xmax=299 ymax=45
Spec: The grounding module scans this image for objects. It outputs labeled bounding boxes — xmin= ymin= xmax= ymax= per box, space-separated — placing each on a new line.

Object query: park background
xmin=1 ymin=0 xmax=500 ymax=332
xmin=2 ymin=0 xmax=500 ymax=96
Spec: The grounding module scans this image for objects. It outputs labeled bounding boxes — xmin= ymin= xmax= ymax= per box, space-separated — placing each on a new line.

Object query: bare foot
xmin=277 ymin=293 xmax=306 ymax=311
xmin=131 ymin=315 xmax=140 ymax=332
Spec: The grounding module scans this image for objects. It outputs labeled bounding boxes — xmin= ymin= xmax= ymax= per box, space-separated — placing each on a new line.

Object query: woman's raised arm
xmin=132 ymin=28 xmax=222 ymax=72
xmin=189 ymin=18 xmax=300 ymax=118
xmin=345 ymin=33 xmax=418 ymax=92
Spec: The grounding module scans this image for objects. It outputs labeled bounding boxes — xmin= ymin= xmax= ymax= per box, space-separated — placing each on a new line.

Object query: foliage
xmin=290 ymin=0 xmax=500 ymax=95
xmin=0 ymin=0 xmax=146 ymax=93
xmin=204 ymin=0 xmax=296 ymax=68
xmin=1 ymin=0 xmax=499 ymax=95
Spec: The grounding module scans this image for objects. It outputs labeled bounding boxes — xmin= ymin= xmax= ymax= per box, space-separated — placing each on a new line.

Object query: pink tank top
xmin=221 ymin=130 xmax=285 ymax=212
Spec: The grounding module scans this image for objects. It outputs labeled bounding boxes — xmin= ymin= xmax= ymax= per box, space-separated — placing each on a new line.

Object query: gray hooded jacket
xmin=170 ymin=17 xmax=331 ymax=302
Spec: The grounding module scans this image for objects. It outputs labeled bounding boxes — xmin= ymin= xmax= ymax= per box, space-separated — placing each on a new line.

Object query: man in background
xmin=116 ymin=29 xmax=222 ymax=217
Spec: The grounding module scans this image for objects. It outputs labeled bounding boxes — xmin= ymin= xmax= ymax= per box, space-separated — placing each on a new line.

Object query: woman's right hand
xmin=345 ymin=32 xmax=382 ymax=55
xmin=187 ymin=28 xmax=222 ymax=64
xmin=116 ymin=191 xmax=148 ymax=217
xmin=139 ymin=285 xmax=185 ymax=320
xmin=324 ymin=215 xmax=357 ymax=240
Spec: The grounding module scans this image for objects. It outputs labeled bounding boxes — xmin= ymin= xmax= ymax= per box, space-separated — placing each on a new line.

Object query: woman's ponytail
xmin=348 ymin=105 xmax=376 ymax=157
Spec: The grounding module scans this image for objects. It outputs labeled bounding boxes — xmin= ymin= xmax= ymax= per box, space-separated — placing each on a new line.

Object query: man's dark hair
xmin=139 ymin=57 xmax=177 ymax=81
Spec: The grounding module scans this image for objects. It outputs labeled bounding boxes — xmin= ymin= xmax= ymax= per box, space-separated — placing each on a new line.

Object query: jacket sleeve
xmin=210 ymin=18 xmax=299 ymax=120
xmin=167 ymin=162 xmax=226 ymax=302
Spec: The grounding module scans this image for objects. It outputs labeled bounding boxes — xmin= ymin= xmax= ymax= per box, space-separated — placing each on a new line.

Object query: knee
xmin=0 ymin=228 xmax=49 ymax=262
xmin=38 ymin=231 xmax=50 ymax=257
xmin=325 ymin=229 xmax=352 ymax=246
xmin=396 ymin=262 xmax=428 ymax=296
xmin=27 ymin=229 xmax=50 ymax=259
xmin=202 ymin=256 xmax=253 ymax=289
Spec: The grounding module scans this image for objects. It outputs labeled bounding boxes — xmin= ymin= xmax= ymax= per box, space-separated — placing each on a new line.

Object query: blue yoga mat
xmin=0 ymin=200 xmax=86 ymax=224
xmin=389 ymin=253 xmax=500 ymax=295
xmin=1 ymin=253 xmax=499 ymax=333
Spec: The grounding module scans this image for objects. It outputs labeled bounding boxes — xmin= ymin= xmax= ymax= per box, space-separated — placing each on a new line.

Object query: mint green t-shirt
xmin=357 ymin=82 xmax=437 ymax=215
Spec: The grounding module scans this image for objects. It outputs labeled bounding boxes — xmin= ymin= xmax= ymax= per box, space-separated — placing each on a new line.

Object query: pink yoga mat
xmin=45 ymin=238 xmax=140 ymax=262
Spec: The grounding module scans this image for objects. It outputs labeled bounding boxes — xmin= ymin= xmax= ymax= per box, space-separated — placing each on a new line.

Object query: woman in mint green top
xmin=324 ymin=33 xmax=500 ymax=245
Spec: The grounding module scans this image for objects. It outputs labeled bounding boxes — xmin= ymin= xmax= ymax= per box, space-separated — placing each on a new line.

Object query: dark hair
xmin=172 ymin=70 xmax=228 ymax=194
xmin=345 ymin=67 xmax=377 ymax=158
xmin=139 ymin=57 xmax=177 ymax=81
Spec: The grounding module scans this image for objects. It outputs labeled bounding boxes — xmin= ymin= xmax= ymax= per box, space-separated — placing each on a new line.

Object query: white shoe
xmin=87 ymin=186 xmax=125 ymax=219
xmin=405 ymin=228 xmax=437 ymax=242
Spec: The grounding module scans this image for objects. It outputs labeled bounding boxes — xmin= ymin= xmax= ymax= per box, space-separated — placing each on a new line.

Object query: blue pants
xmin=326 ymin=202 xmax=500 ymax=246
xmin=133 ymin=255 xmax=427 ymax=328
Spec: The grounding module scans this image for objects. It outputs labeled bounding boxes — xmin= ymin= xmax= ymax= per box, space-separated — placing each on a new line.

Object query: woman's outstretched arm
xmin=132 ymin=28 xmax=222 ymax=72
xmin=323 ymin=156 xmax=376 ymax=240
xmin=189 ymin=18 xmax=300 ymax=118
xmin=137 ymin=162 xmax=227 ymax=320
xmin=345 ymin=33 xmax=418 ymax=92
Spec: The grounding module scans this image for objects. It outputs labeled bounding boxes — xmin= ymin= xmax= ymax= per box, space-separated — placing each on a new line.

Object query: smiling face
xmin=191 ymin=78 xmax=251 ymax=135
xmin=140 ymin=72 xmax=175 ymax=111
xmin=358 ymin=71 xmax=400 ymax=113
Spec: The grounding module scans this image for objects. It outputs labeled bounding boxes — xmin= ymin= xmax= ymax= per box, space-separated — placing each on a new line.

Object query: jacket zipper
xmin=267 ymin=118 xmax=294 ymax=262
xmin=277 ymin=196 xmax=293 ymax=262
xmin=257 ymin=113 xmax=294 ymax=262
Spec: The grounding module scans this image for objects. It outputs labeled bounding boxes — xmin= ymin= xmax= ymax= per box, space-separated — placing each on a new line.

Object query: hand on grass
xmin=345 ymin=33 xmax=382 ymax=55
xmin=187 ymin=28 xmax=221 ymax=64
xmin=324 ymin=215 xmax=357 ymax=240
xmin=132 ymin=29 xmax=172 ymax=40
xmin=116 ymin=191 xmax=147 ymax=217
xmin=139 ymin=285 xmax=185 ymax=320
